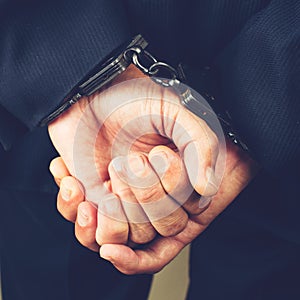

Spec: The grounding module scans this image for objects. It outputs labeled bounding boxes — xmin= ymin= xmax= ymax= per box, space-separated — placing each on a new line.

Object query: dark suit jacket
xmin=0 ymin=1 xmax=299 ymax=299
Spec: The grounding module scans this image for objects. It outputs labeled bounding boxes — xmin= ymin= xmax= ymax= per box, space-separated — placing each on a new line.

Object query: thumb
xmin=168 ymin=104 xmax=225 ymax=197
xmin=99 ymin=236 xmax=186 ymax=275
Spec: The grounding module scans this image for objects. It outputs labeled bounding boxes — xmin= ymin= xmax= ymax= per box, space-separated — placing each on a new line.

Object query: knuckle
xmin=56 ymin=194 xmax=75 ymax=222
xmin=96 ymin=223 xmax=128 ymax=245
xmin=61 ymin=176 xmax=82 ymax=195
xmin=155 ymin=211 xmax=188 ymax=237
xmin=114 ymin=186 xmax=133 ymax=201
xmin=110 ymin=227 xmax=129 ymax=241
xmin=129 ymin=225 xmax=156 ymax=244
xmin=135 ymin=187 xmax=161 ymax=203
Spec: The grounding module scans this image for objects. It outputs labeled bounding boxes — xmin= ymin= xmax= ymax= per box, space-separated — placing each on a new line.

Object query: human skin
xmin=48 ymin=64 xmax=258 ymax=273
xmin=48 ymin=66 xmax=222 ymax=246
xmin=50 ymin=139 xmax=258 ymax=274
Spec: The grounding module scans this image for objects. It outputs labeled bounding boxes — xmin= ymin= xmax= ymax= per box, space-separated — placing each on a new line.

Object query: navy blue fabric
xmin=1 ymin=0 xmax=299 ymax=174
xmin=188 ymin=170 xmax=300 ymax=300
xmin=0 ymin=1 xmax=299 ymax=299
xmin=217 ymin=0 xmax=300 ymax=174
xmin=0 ymin=128 xmax=152 ymax=300
xmin=0 ymin=187 xmax=152 ymax=300
xmin=0 ymin=0 xmax=131 ymax=134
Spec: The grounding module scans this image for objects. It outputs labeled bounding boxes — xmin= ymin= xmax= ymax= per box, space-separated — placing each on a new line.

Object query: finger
xmin=159 ymin=95 xmax=221 ymax=196
xmin=75 ymin=201 xmax=99 ymax=252
xmin=100 ymin=239 xmax=182 ymax=275
xmin=121 ymin=153 xmax=188 ymax=237
xmin=149 ymin=146 xmax=212 ymax=215
xmin=96 ymin=194 xmax=129 ymax=245
xmin=99 ymin=217 xmax=207 ymax=275
xmin=109 ymin=157 xmax=156 ymax=244
xmin=57 ymin=176 xmax=85 ymax=222
xmin=49 ymin=157 xmax=70 ymax=186
xmin=176 ymin=111 xmax=219 ymax=196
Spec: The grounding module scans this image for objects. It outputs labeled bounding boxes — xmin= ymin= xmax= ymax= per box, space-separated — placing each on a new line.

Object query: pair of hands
xmin=48 ymin=66 xmax=258 ymax=274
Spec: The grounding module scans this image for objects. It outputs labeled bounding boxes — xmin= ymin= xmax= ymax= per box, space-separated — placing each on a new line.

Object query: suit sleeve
xmin=216 ymin=0 xmax=300 ymax=174
xmin=0 ymin=0 xmax=131 ymax=150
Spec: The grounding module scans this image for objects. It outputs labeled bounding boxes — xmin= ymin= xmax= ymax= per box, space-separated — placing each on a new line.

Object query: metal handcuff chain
xmin=123 ymin=46 xmax=215 ymax=124
xmin=123 ymin=46 xmax=248 ymax=151
xmin=123 ymin=46 xmax=212 ymax=117
xmin=124 ymin=46 xmax=179 ymax=87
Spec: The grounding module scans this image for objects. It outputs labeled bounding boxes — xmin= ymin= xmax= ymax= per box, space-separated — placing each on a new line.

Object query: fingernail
xmin=112 ymin=155 xmax=145 ymax=175
xmin=61 ymin=185 xmax=71 ymax=201
xmin=77 ymin=207 xmax=89 ymax=227
xmin=111 ymin=156 xmax=124 ymax=173
xmin=149 ymin=151 xmax=170 ymax=175
xmin=198 ymin=196 xmax=212 ymax=209
xmin=100 ymin=247 xmax=113 ymax=262
xmin=49 ymin=162 xmax=56 ymax=176
xmin=205 ymin=167 xmax=218 ymax=194
xmin=126 ymin=154 xmax=145 ymax=176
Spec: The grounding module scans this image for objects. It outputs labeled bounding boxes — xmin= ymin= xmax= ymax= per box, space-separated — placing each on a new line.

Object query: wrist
xmin=40 ymin=35 xmax=149 ymax=126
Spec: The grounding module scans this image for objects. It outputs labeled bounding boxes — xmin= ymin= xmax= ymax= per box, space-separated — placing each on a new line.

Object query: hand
xmin=50 ymin=142 xmax=211 ymax=250
xmin=48 ymin=66 xmax=222 ymax=246
xmin=50 ymin=140 xmax=259 ymax=274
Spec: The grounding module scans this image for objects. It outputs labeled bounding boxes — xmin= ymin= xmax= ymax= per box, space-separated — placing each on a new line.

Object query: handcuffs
xmin=40 ymin=34 xmax=248 ymax=151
